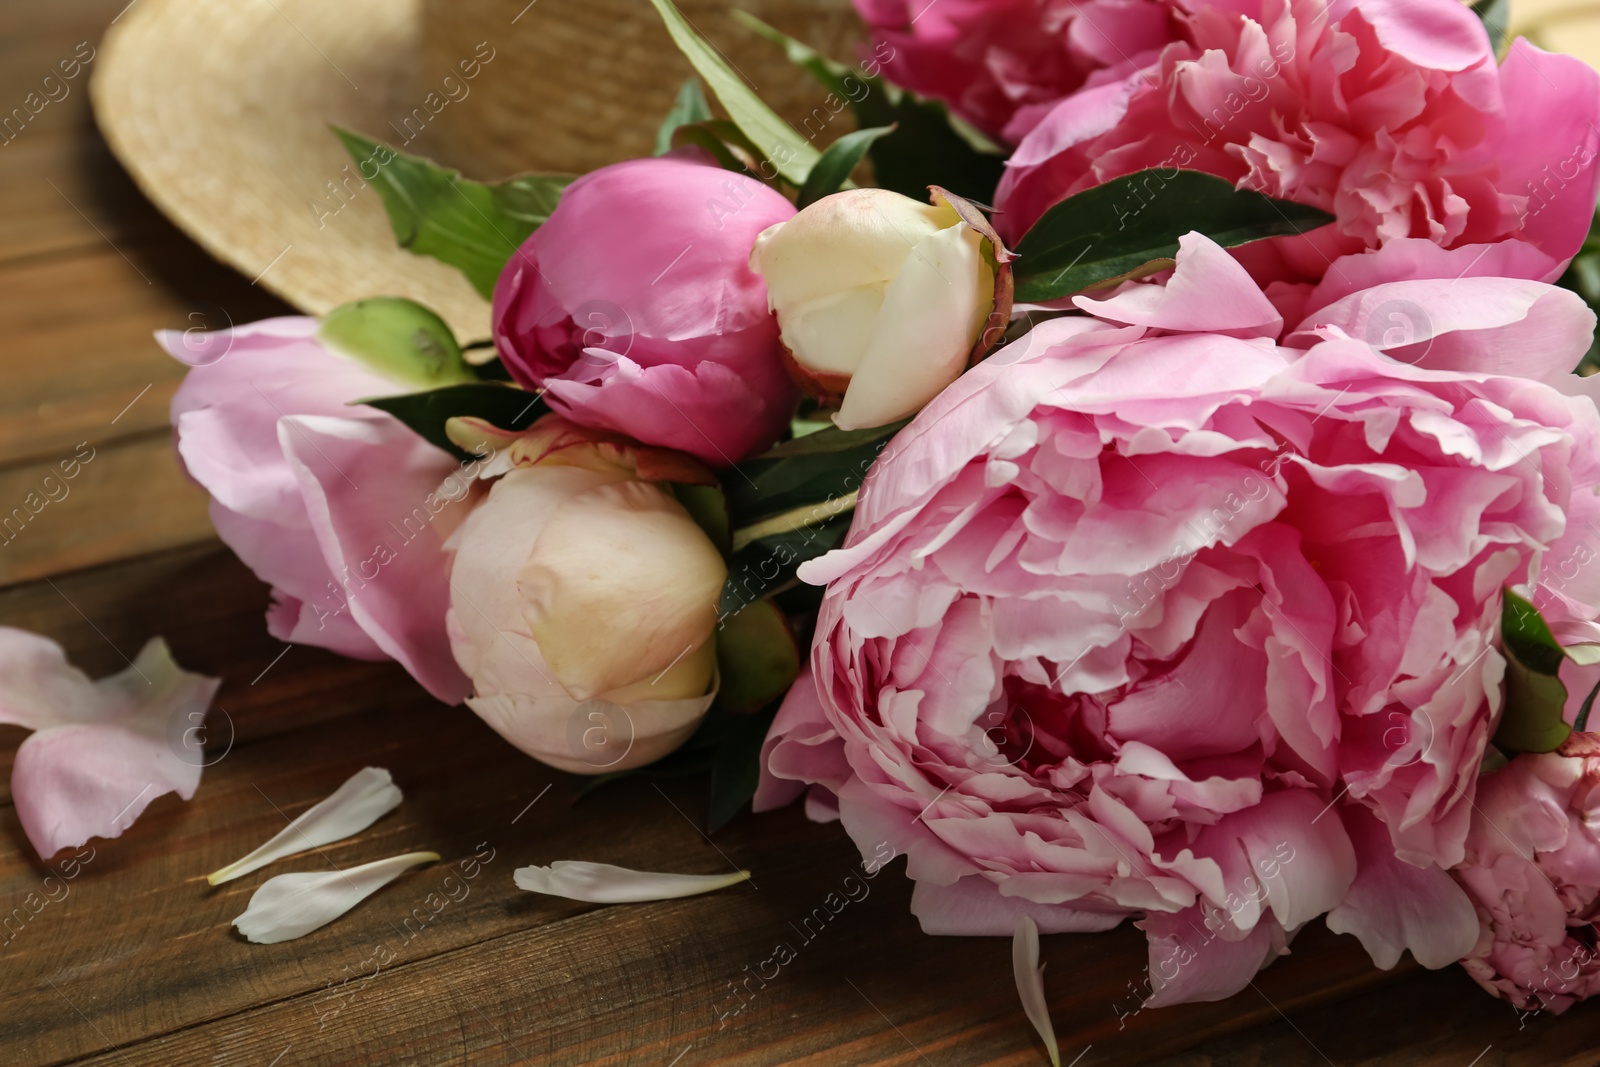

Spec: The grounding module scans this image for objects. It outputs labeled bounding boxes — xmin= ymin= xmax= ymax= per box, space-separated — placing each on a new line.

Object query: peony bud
xmin=750 ymin=187 xmax=1008 ymax=430
xmin=445 ymin=418 xmax=727 ymax=774
xmin=492 ymin=155 xmax=800 ymax=465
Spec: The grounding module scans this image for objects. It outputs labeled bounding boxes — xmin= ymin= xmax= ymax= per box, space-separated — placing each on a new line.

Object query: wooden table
xmin=3 ymin=4 xmax=1599 ymax=1065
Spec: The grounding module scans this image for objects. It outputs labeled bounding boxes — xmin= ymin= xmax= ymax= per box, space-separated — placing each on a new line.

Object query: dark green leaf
xmin=1470 ymin=0 xmax=1511 ymax=54
xmin=1576 ymin=676 xmax=1600 ymax=733
xmin=656 ymin=78 xmax=713 ymax=155
xmin=708 ymin=700 xmax=782 ymax=831
xmin=797 ymin=125 xmax=894 ymax=208
xmin=860 ymin=94 xmax=1007 ymax=204
xmin=670 ymin=119 xmax=767 ymax=176
xmin=1557 ymin=209 xmax=1600 ymax=374
xmin=725 ymin=421 xmax=905 ymax=523
xmin=470 ymin=355 xmax=515 ymax=382
xmin=1012 ymin=169 xmax=1335 ymax=303
xmin=318 ymin=298 xmax=477 ymax=390
xmin=1503 ymin=588 xmax=1567 ymax=674
xmin=359 ymin=383 xmax=547 ymax=461
xmin=715 ymin=600 xmax=800 ymax=714
xmin=334 ymin=127 xmax=573 ymax=299
xmin=734 ymin=12 xmax=1006 ymax=203
xmin=646 ymin=0 xmax=819 ymax=185
xmin=720 ymin=514 xmax=851 ymax=618
xmin=1494 ymin=589 xmax=1574 ymax=753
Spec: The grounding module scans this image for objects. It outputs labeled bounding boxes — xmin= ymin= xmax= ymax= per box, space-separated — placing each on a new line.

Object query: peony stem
xmin=730 ymin=491 xmax=858 ymax=552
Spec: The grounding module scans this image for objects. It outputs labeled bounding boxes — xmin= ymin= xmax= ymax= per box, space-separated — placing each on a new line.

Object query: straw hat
xmin=92 ymin=0 xmax=861 ymax=341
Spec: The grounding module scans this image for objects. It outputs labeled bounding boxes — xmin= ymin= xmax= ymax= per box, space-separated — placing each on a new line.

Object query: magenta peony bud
xmin=492 ymin=156 xmax=800 ymax=466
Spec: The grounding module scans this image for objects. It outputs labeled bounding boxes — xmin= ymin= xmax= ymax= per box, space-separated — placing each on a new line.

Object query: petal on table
xmin=1012 ymin=916 xmax=1061 ymax=1067
xmin=233 ymin=851 xmax=438 ymax=944
xmin=208 ymin=767 xmax=403 ymax=885
xmin=513 ymin=861 xmax=750 ymax=902
xmin=4 ymin=636 xmax=220 ymax=859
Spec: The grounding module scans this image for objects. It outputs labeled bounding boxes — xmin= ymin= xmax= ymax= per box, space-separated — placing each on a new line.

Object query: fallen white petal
xmin=233 ymin=851 xmax=438 ymax=944
xmin=207 ymin=767 xmax=402 ymax=885
xmin=513 ymin=861 xmax=750 ymax=902
xmin=1013 ymin=916 xmax=1061 ymax=1067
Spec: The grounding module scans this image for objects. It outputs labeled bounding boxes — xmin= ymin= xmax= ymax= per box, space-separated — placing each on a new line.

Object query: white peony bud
xmin=750 ymin=187 xmax=1007 ymax=430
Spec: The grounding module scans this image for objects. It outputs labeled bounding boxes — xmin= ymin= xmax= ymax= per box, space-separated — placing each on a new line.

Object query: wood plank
xmin=0 ymin=236 xmax=293 ymax=473
xmin=0 ymin=128 xmax=176 ymax=270
xmin=1152 ymin=961 xmax=1600 ymax=1066
xmin=0 ymin=432 xmax=215 ymax=587
xmin=0 ymin=0 xmax=120 ymax=106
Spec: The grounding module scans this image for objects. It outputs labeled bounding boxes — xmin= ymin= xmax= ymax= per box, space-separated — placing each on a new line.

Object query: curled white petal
xmin=1013 ymin=916 xmax=1061 ymax=1067
xmin=207 ymin=767 xmax=403 ymax=885
xmin=233 ymin=851 xmax=438 ymax=944
xmin=513 ymin=861 xmax=751 ymax=902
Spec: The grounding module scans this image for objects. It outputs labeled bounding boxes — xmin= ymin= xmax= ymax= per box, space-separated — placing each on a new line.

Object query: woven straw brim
xmin=93 ymin=0 xmax=492 ymax=340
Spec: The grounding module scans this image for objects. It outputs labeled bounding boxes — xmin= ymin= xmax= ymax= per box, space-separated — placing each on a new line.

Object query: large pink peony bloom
xmin=492 ymin=156 xmax=800 ymax=466
xmin=852 ymin=0 xmax=1176 ymax=144
xmin=758 ymin=233 xmax=1600 ymax=1004
xmin=163 ymin=319 xmax=470 ymax=703
xmin=991 ymin=0 xmax=1600 ymax=284
xmin=1455 ymin=738 xmax=1600 ymax=1014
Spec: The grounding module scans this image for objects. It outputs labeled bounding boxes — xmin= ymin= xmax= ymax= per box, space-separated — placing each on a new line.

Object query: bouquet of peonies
xmin=28 ymin=0 xmax=1600 ymax=1035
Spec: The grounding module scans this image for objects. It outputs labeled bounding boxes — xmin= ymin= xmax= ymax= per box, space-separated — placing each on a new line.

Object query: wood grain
xmin=2 ymin=0 xmax=1600 ymax=1064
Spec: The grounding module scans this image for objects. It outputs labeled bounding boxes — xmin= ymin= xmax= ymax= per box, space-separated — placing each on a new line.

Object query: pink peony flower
xmin=492 ymin=156 xmax=800 ymax=466
xmin=853 ymin=0 xmax=1176 ymax=144
xmin=991 ymin=0 xmax=1600 ymax=284
xmin=163 ymin=318 xmax=471 ymax=704
xmin=758 ymin=233 xmax=1600 ymax=1004
xmin=1455 ymin=737 xmax=1600 ymax=1014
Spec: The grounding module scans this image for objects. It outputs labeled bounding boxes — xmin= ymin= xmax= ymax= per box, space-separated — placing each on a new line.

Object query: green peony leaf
xmin=1494 ymin=589 xmax=1574 ymax=753
xmin=708 ymin=699 xmax=784 ymax=831
xmin=359 ymin=383 xmax=547 ymax=462
xmin=1556 ymin=208 xmax=1600 ymax=374
xmin=1469 ymin=0 xmax=1511 ymax=56
xmin=334 ymin=127 xmax=573 ymax=299
xmin=735 ymin=12 xmax=1006 ymax=203
xmin=1012 ymin=170 xmax=1334 ymax=303
xmin=797 ymin=125 xmax=894 ymax=208
xmin=720 ymin=513 xmax=851 ymax=619
xmin=725 ymin=420 xmax=905 ymax=524
xmin=656 ymin=78 xmax=713 ymax=155
xmin=646 ymin=0 xmax=820 ymax=185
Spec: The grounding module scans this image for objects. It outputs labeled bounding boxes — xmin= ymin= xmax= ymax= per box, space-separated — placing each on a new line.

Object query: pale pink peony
xmin=163 ymin=319 xmax=471 ymax=704
xmin=1455 ymin=738 xmax=1600 ymax=1014
xmin=758 ymin=233 xmax=1600 ymax=1004
xmin=852 ymin=0 xmax=1176 ymax=144
xmin=444 ymin=418 xmax=725 ymax=773
xmin=492 ymin=156 xmax=799 ymax=466
xmin=991 ymin=0 xmax=1600 ymax=284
